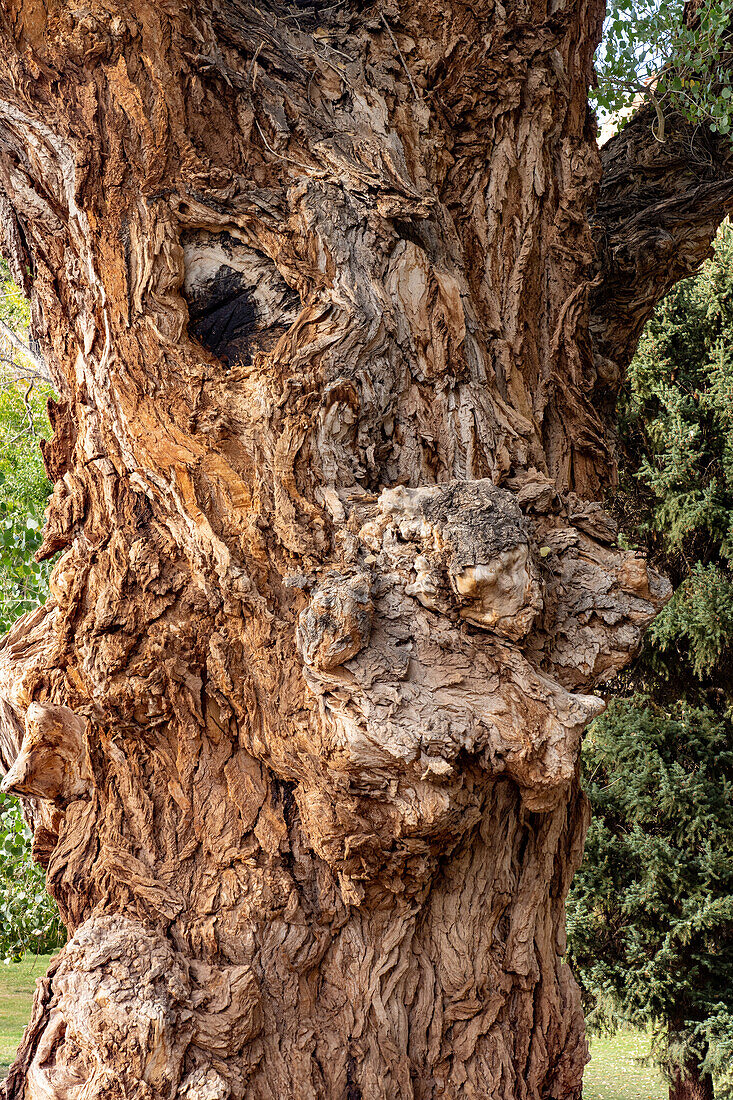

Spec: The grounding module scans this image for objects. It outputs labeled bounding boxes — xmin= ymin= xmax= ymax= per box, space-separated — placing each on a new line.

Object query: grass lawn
xmin=585 ymin=1030 xmax=667 ymax=1100
xmin=0 ymin=953 xmax=54 ymax=1076
xmin=0 ymin=964 xmax=667 ymax=1097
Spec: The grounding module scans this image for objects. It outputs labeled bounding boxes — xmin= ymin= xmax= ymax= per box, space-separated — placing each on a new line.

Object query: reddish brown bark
xmin=670 ymin=1057 xmax=715 ymax=1100
xmin=0 ymin=2 xmax=724 ymax=1098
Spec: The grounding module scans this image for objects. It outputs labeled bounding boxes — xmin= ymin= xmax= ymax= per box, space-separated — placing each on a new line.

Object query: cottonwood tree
xmin=0 ymin=1 xmax=730 ymax=1098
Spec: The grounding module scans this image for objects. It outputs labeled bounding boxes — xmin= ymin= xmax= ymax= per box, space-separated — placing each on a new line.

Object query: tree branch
xmin=591 ymin=105 xmax=733 ymax=382
xmin=0 ymin=186 xmax=32 ymax=298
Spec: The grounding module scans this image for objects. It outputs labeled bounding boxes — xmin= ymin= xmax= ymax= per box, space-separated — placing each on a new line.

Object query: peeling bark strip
xmin=1 ymin=0 xmax=727 ymax=1097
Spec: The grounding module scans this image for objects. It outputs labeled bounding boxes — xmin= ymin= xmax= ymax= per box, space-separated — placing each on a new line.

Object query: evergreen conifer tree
xmin=568 ymin=224 xmax=733 ymax=1100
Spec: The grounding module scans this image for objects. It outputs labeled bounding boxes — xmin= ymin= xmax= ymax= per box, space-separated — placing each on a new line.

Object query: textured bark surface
xmin=0 ymin=2 xmax=725 ymax=1098
xmin=593 ymin=104 xmax=733 ymax=376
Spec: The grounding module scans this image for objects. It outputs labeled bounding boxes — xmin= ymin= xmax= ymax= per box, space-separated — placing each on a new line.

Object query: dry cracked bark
xmin=0 ymin=2 xmax=729 ymax=1098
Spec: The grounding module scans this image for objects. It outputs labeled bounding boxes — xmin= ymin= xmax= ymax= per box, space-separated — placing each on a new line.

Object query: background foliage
xmin=0 ymin=259 xmax=63 ymax=963
xmin=568 ymin=223 xmax=733 ymax=1096
xmin=0 ymin=793 xmax=64 ymax=962
xmin=596 ymin=0 xmax=733 ymax=138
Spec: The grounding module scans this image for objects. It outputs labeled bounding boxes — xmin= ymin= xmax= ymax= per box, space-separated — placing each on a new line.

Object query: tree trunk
xmin=670 ymin=1057 xmax=715 ymax=1100
xmin=0 ymin=3 xmax=725 ymax=1098
xmin=667 ymin=1019 xmax=716 ymax=1100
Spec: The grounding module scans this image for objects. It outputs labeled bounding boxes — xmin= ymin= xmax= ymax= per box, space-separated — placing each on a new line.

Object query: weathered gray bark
xmin=0 ymin=2 xmax=726 ymax=1098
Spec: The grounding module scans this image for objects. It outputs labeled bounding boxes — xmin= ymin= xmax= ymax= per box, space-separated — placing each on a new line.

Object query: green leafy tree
xmin=0 ymin=792 xmax=65 ymax=961
xmin=568 ymin=224 xmax=733 ymax=1099
xmin=0 ymin=261 xmax=64 ymax=963
xmin=0 ymin=330 xmax=56 ymax=634
xmin=597 ymin=0 xmax=733 ymax=140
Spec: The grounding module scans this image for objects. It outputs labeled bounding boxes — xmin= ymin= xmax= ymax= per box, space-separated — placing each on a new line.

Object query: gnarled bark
xmin=0 ymin=1 xmax=709 ymax=1097
xmin=592 ymin=105 xmax=733 ymax=380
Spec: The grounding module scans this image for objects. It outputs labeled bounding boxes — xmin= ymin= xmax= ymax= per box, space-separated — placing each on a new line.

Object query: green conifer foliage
xmin=568 ymin=224 xmax=733 ymax=1097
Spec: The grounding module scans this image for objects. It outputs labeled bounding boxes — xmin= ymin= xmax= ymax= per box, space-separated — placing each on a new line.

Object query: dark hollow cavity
xmin=182 ymin=231 xmax=302 ymax=367
xmin=187 ymin=266 xmax=259 ymax=366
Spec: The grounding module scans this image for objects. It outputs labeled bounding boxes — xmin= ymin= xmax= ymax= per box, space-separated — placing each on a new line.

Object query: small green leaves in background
xmin=0 ymin=270 xmax=29 ymax=333
xmin=0 ymin=259 xmax=64 ymax=963
xmin=617 ymin=221 xmax=733 ymax=688
xmin=650 ymin=563 xmax=733 ymax=677
xmin=0 ymin=793 xmax=65 ymax=962
xmin=0 ymin=259 xmax=54 ymax=634
xmin=597 ymin=0 xmax=733 ymax=141
xmin=0 ymin=510 xmax=52 ymax=636
xmin=569 ymin=703 xmax=733 ymax=1097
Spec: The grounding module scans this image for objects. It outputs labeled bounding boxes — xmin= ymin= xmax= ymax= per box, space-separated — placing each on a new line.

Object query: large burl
xmin=0 ymin=1 xmax=678 ymax=1097
xmin=1 ymin=703 xmax=91 ymax=805
xmin=292 ymin=477 xmax=667 ymax=900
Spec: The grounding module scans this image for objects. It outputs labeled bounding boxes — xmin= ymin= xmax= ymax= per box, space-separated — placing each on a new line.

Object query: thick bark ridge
xmin=0 ymin=2 xmax=689 ymax=1098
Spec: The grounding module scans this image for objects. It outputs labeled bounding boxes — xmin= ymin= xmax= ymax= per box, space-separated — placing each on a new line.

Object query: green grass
xmin=0 ymin=964 xmax=668 ymax=1097
xmin=585 ymin=1030 xmax=667 ymax=1100
xmin=0 ymin=953 xmax=54 ymax=1073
